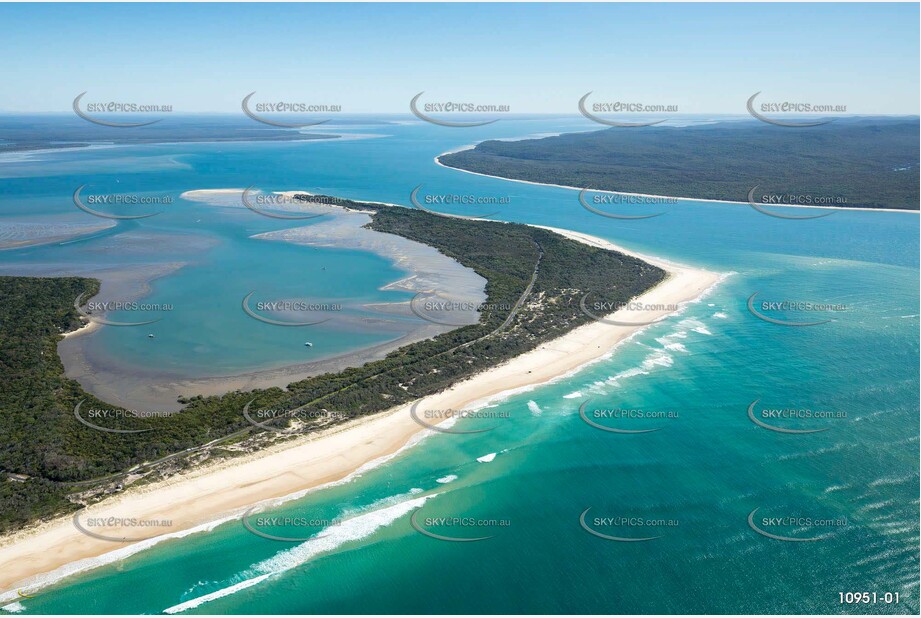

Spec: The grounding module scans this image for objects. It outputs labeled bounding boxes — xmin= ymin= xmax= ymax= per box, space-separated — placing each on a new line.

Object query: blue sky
xmin=0 ymin=3 xmax=918 ymax=114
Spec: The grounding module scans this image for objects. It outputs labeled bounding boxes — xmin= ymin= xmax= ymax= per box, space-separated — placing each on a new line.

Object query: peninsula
xmin=0 ymin=195 xmax=719 ymax=595
xmin=437 ymin=118 xmax=920 ymax=210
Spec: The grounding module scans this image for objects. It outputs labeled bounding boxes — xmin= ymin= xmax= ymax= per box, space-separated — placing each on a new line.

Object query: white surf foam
xmin=603 ymin=348 xmax=676 ymax=389
xmin=337 ymin=488 xmax=424 ymax=521
xmin=0 ymin=514 xmax=238 ymax=604
xmin=164 ymin=575 xmax=271 ymax=614
xmin=476 ymin=453 xmax=497 ymax=463
xmin=0 ymin=413 xmax=444 ymax=603
xmin=655 ymin=335 xmax=688 ymax=353
xmin=436 ymin=475 xmax=458 ymax=484
xmin=610 ymin=367 xmax=647 ymax=382
xmin=164 ymin=493 xmax=433 ymax=614
xmin=444 ymin=271 xmax=733 ymax=426
xmin=527 ymin=400 xmax=543 ymax=416
xmin=869 ymin=474 xmax=917 ymax=488
xmin=677 ymin=317 xmax=712 ymax=336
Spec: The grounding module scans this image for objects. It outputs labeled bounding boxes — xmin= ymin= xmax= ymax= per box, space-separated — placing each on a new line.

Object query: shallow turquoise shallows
xmin=0 ymin=117 xmax=917 ymax=614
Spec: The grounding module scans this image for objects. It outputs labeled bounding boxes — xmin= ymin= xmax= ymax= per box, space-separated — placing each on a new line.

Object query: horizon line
xmin=1 ymin=111 xmax=919 ymax=118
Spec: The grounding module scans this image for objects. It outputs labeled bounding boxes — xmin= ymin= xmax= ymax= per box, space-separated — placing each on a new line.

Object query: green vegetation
xmin=0 ymin=199 xmax=664 ymax=532
xmin=438 ymin=118 xmax=920 ymax=210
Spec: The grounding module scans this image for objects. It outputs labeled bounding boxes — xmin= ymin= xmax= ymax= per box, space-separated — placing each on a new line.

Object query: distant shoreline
xmin=435 ymin=146 xmax=920 ymax=214
xmin=0 ymin=134 xmax=341 ymax=157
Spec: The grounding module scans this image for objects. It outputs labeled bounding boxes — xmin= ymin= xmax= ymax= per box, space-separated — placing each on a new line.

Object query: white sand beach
xmin=0 ymin=225 xmax=721 ymax=597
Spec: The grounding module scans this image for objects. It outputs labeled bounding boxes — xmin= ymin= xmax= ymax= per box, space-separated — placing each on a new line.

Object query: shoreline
xmin=0 ymin=225 xmax=722 ymax=598
xmin=0 ymin=134 xmax=343 ymax=160
xmin=0 ymin=219 xmax=117 ymax=251
xmin=59 ymin=190 xmax=486 ymax=412
xmin=434 ymin=147 xmax=920 ymax=214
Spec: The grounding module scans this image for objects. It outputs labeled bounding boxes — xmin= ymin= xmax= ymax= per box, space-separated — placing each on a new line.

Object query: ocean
xmin=0 ymin=116 xmax=917 ymax=614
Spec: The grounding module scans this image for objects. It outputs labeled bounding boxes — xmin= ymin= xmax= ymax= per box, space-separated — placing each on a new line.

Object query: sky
xmin=0 ymin=3 xmax=918 ymax=115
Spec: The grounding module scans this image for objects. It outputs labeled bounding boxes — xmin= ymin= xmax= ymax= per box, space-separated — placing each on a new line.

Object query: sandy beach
xmin=0 ymin=226 xmax=721 ymax=599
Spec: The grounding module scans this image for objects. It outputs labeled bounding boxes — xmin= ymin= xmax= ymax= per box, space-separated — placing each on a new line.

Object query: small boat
xmin=304 ymin=341 xmax=313 ymax=347
xmin=148 ymin=334 xmax=155 ymax=339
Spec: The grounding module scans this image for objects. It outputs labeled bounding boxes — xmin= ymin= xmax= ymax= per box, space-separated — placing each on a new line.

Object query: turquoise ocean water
xmin=0 ymin=117 xmax=917 ymax=614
